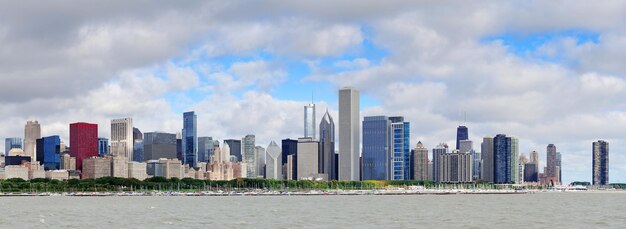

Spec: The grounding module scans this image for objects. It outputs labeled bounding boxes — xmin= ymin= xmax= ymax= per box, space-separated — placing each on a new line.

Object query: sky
xmin=1 ymin=1 xmax=626 ymax=183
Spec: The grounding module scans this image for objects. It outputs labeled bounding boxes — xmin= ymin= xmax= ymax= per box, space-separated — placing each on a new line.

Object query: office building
xmin=432 ymin=143 xmax=448 ymax=182
xmin=389 ymin=116 xmax=410 ymax=180
xmin=111 ymin=155 xmax=128 ymax=178
xmin=4 ymin=165 xmax=29 ymax=180
xmin=144 ymin=132 xmax=177 ymax=160
xmin=556 ymin=152 xmax=562 ymax=183
xmin=546 ymin=144 xmax=559 ymax=185
xmin=456 ymin=126 xmax=468 ymax=150
xmin=242 ymin=134 xmax=256 ymax=178
xmin=412 ymin=142 xmax=429 ymax=181
xmin=362 ymin=116 xmax=391 ymax=180
xmin=4 ymin=155 xmax=31 ymax=166
xmin=224 ymin=139 xmax=242 ymax=161
xmin=198 ymin=137 xmax=218 ymax=163
xmin=338 ymin=87 xmax=360 ymax=181
xmin=24 ymin=121 xmax=41 ymax=161
xmin=133 ymin=128 xmax=143 ymax=162
xmin=60 ymin=153 xmax=76 ymax=171
xmin=481 ymin=137 xmax=494 ymax=183
xmin=111 ymin=118 xmax=134 ymax=160
xmin=319 ymin=110 xmax=337 ymax=180
xmin=438 ymin=150 xmax=473 ymax=183
xmin=471 ymin=150 xmax=481 ymax=181
xmin=82 ymin=157 xmax=112 ymax=179
xmin=459 ymin=139 xmax=473 ymax=153
xmin=69 ymin=122 xmax=98 ymax=171
xmin=256 ymin=146 xmax=266 ymax=178
xmin=304 ymin=102 xmax=316 ymax=139
xmin=296 ymin=137 xmax=325 ymax=180
xmin=5 ymin=138 xmax=22 ymax=156
xmin=128 ymin=161 xmax=148 ymax=180
xmin=36 ymin=135 xmax=61 ymax=170
xmin=281 ymin=138 xmax=298 ymax=179
xmin=265 ymin=141 xmax=282 ymax=180
xmin=147 ymin=158 xmax=183 ymax=179
xmin=182 ymin=111 xmax=198 ymax=168
xmin=98 ymin=138 xmax=109 ymax=157
xmin=524 ymin=162 xmax=538 ymax=182
xmin=592 ymin=140 xmax=609 ymax=186
xmin=493 ymin=134 xmax=519 ymax=184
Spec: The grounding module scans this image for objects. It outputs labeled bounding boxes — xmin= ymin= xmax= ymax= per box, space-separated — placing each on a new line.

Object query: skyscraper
xmin=432 ymin=143 xmax=448 ymax=182
xmin=69 ymin=122 xmax=98 ymax=171
xmin=389 ymin=116 xmax=410 ymax=180
xmin=256 ymin=146 xmax=266 ymax=178
xmin=412 ymin=142 xmax=429 ymax=181
xmin=265 ymin=141 xmax=282 ymax=180
xmin=481 ymin=137 xmax=494 ymax=183
xmin=304 ymin=103 xmax=316 ymax=139
xmin=144 ymin=132 xmax=178 ymax=160
xmin=24 ymin=121 xmax=41 ymax=161
xmin=493 ymin=134 xmax=519 ymax=184
xmin=224 ymin=139 xmax=242 ymax=161
xmin=281 ymin=138 xmax=298 ymax=179
xmin=362 ymin=116 xmax=391 ymax=180
xmin=36 ymin=135 xmax=61 ymax=170
xmin=111 ymin=118 xmax=134 ymax=160
xmin=133 ymin=127 xmax=143 ymax=162
xmin=592 ymin=140 xmax=609 ymax=186
xmin=459 ymin=140 xmax=473 ymax=153
xmin=339 ymin=87 xmax=360 ymax=181
xmin=242 ymin=134 xmax=256 ymax=178
xmin=471 ymin=150 xmax=481 ymax=181
xmin=98 ymin=138 xmax=109 ymax=157
xmin=198 ymin=137 xmax=218 ymax=163
xmin=546 ymin=144 xmax=558 ymax=185
xmin=456 ymin=126 xmax=468 ymax=150
xmin=319 ymin=110 xmax=336 ymax=180
xmin=556 ymin=152 xmax=562 ymax=184
xmin=182 ymin=111 xmax=198 ymax=168
xmin=297 ymin=137 xmax=324 ymax=180
xmin=5 ymin=138 xmax=23 ymax=156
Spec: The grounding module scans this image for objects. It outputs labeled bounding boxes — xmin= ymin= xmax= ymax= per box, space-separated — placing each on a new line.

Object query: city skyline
xmin=1 ymin=1 xmax=626 ymax=183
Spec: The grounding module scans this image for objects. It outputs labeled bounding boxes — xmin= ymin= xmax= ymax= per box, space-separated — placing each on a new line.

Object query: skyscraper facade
xmin=133 ymin=127 xmax=143 ymax=162
xmin=412 ymin=142 xmax=429 ymax=181
xmin=319 ymin=110 xmax=336 ymax=180
xmin=546 ymin=144 xmax=558 ymax=185
xmin=144 ymin=132 xmax=178 ymax=160
xmin=389 ymin=116 xmax=410 ymax=180
xmin=296 ymin=137 xmax=324 ymax=180
xmin=432 ymin=143 xmax=448 ymax=182
xmin=481 ymin=137 xmax=494 ymax=183
xmin=592 ymin=140 xmax=609 ymax=186
xmin=304 ymin=103 xmax=316 ymax=139
xmin=111 ymin=118 xmax=134 ymax=160
xmin=265 ymin=141 xmax=282 ymax=180
xmin=256 ymin=146 xmax=266 ymax=178
xmin=5 ymin=138 xmax=22 ymax=156
xmin=198 ymin=137 xmax=218 ymax=163
xmin=242 ymin=134 xmax=257 ymax=178
xmin=182 ymin=111 xmax=198 ymax=168
xmin=456 ymin=126 xmax=468 ymax=150
xmin=24 ymin=121 xmax=41 ymax=161
xmin=493 ymin=134 xmax=519 ymax=184
xmin=69 ymin=122 xmax=98 ymax=171
xmin=362 ymin=116 xmax=391 ymax=180
xmin=36 ymin=135 xmax=61 ymax=170
xmin=471 ymin=150 xmax=481 ymax=181
xmin=224 ymin=139 xmax=242 ymax=161
xmin=339 ymin=87 xmax=360 ymax=181
xmin=98 ymin=138 xmax=109 ymax=157
xmin=556 ymin=152 xmax=562 ymax=183
xmin=438 ymin=149 xmax=473 ymax=183
xmin=281 ymin=138 xmax=298 ymax=179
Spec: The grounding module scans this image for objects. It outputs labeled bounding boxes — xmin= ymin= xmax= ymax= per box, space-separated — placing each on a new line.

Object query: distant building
xmin=362 ymin=116 xmax=391 ymax=180
xmin=4 ymin=165 xmax=29 ymax=180
xmin=146 ymin=158 xmax=183 ymax=179
xmin=524 ymin=162 xmax=538 ymax=182
xmin=493 ymin=134 xmax=519 ymax=184
xmin=182 ymin=112 xmax=198 ymax=168
xmin=297 ymin=137 xmax=326 ymax=180
xmin=456 ymin=126 xmax=468 ymax=150
xmin=24 ymin=121 xmax=41 ymax=161
xmin=438 ymin=150 xmax=472 ymax=183
xmin=69 ymin=122 xmax=98 ymax=171
xmin=281 ymin=138 xmax=298 ymax=179
xmin=60 ymin=153 xmax=76 ymax=171
xmin=111 ymin=155 xmax=128 ymax=178
xmin=36 ymin=135 xmax=61 ymax=170
xmin=98 ymin=138 xmax=109 ymax=157
xmin=82 ymin=157 xmax=112 ymax=179
xmin=412 ymin=142 xmax=429 ymax=181
xmin=432 ymin=143 xmax=448 ymax=182
xmin=224 ymin=139 xmax=242 ymax=162
xmin=255 ymin=146 xmax=266 ymax=178
xmin=304 ymin=103 xmax=316 ymax=139
xmin=546 ymin=144 xmax=559 ymax=185
xmin=4 ymin=155 xmax=31 ymax=166
xmin=128 ymin=161 xmax=147 ymax=180
xmin=5 ymin=138 xmax=22 ymax=156
xmin=592 ymin=140 xmax=609 ymax=186
xmin=459 ymin=139 xmax=473 ymax=153
xmin=242 ymin=134 xmax=256 ymax=178
xmin=319 ymin=110 xmax=337 ymax=180
xmin=389 ymin=116 xmax=410 ymax=180
xmin=198 ymin=137 xmax=219 ymax=163
xmin=133 ymin=128 xmax=144 ymax=162
xmin=338 ymin=87 xmax=360 ymax=181
xmin=265 ymin=141 xmax=282 ymax=180
xmin=111 ymin=118 xmax=134 ymax=160
xmin=144 ymin=132 xmax=177 ymax=160
xmin=556 ymin=152 xmax=562 ymax=184
xmin=481 ymin=137 xmax=494 ymax=183
xmin=45 ymin=170 xmax=69 ymax=180
xmin=471 ymin=150 xmax=482 ymax=181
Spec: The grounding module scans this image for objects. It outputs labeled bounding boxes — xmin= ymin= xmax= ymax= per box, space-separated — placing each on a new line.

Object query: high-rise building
xmin=362 ymin=116 xmax=391 ymax=180
xmin=319 ymin=110 xmax=336 ymax=180
xmin=144 ymin=132 xmax=177 ymax=160
xmin=438 ymin=149 xmax=473 ymax=183
xmin=459 ymin=140 xmax=473 ymax=153
xmin=481 ymin=137 xmax=494 ymax=183
xmin=256 ymin=146 xmax=266 ymax=178
xmin=297 ymin=137 xmax=325 ymax=180
xmin=389 ymin=116 xmax=410 ymax=180
xmin=242 ymin=135 xmax=257 ymax=178
xmin=304 ymin=103 xmax=316 ymax=139
xmin=493 ymin=134 xmax=519 ymax=184
xmin=36 ymin=135 xmax=61 ymax=170
xmin=133 ymin=128 xmax=143 ymax=162
xmin=556 ymin=152 xmax=562 ymax=184
xmin=98 ymin=138 xmax=109 ymax=157
xmin=198 ymin=137 xmax=219 ymax=163
xmin=432 ymin=143 xmax=448 ymax=182
xmin=530 ymin=151 xmax=539 ymax=164
xmin=224 ymin=139 xmax=242 ymax=161
xmin=338 ymin=87 xmax=360 ymax=181
xmin=546 ymin=144 xmax=558 ymax=185
xmin=281 ymin=138 xmax=298 ymax=179
xmin=24 ymin=121 xmax=41 ymax=161
xmin=471 ymin=150 xmax=481 ymax=181
xmin=524 ymin=162 xmax=538 ymax=182
xmin=5 ymin=138 xmax=23 ymax=156
xmin=69 ymin=122 xmax=98 ymax=171
xmin=592 ymin=140 xmax=609 ymax=186
xmin=176 ymin=132 xmax=182 ymax=161
xmin=81 ymin=157 xmax=111 ymax=179
xmin=412 ymin=142 xmax=429 ymax=181
xmin=182 ymin=111 xmax=198 ymax=168
xmin=111 ymin=118 xmax=133 ymax=160
xmin=265 ymin=141 xmax=282 ymax=180
xmin=456 ymin=126 xmax=468 ymax=150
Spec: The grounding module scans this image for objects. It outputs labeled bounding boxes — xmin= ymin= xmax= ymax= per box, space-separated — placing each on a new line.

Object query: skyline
xmin=1 ymin=1 xmax=626 ymax=183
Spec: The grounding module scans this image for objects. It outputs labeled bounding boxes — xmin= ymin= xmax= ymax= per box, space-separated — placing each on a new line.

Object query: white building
xmin=304 ymin=103 xmax=316 ymax=139
xmin=128 ymin=161 xmax=147 ymax=180
xmin=111 ymin=118 xmax=134 ymax=160
xmin=24 ymin=121 xmax=41 ymax=161
xmin=338 ymin=87 xmax=360 ymax=181
xmin=242 ymin=135 xmax=256 ymax=178
xmin=297 ymin=137 xmax=326 ymax=180
xmin=265 ymin=141 xmax=282 ymax=180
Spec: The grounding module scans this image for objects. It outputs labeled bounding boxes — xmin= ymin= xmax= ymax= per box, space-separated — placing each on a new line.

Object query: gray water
xmin=1 ymin=192 xmax=625 ymax=228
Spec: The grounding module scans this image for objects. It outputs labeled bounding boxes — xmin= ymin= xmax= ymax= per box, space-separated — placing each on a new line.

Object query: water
xmin=1 ymin=192 xmax=625 ymax=228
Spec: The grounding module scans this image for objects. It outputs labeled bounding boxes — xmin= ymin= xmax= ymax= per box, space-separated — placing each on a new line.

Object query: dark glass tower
xmin=593 ymin=140 xmax=609 ymax=186
xmin=456 ymin=126 xmax=468 ymax=150
xmin=182 ymin=111 xmax=198 ymax=168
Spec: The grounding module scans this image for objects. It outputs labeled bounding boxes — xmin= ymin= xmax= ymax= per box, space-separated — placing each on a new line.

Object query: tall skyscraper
xmin=24 ymin=121 xmax=41 ymax=161
xmin=319 ymin=110 xmax=336 ymax=180
xmin=493 ymin=134 xmax=519 ymax=184
xmin=362 ymin=116 xmax=391 ymax=180
xmin=481 ymin=137 xmax=494 ymax=183
xmin=265 ymin=141 xmax=282 ymax=180
xmin=198 ymin=137 xmax=218 ymax=163
xmin=459 ymin=139 xmax=473 ymax=153
xmin=5 ymin=138 xmax=23 ymax=156
xmin=36 ymin=135 xmax=61 ymax=170
xmin=389 ymin=116 xmax=410 ymax=180
xmin=304 ymin=103 xmax=316 ymax=139
xmin=69 ymin=122 xmax=98 ymax=171
xmin=438 ymin=149 xmax=473 ymax=183
xmin=509 ymin=137 xmax=519 ymax=183
xmin=556 ymin=152 xmax=562 ymax=184
xmin=256 ymin=146 xmax=266 ymax=178
xmin=471 ymin=150 xmax=481 ymax=181
xmin=412 ymin=142 xmax=429 ymax=181
xmin=338 ymin=87 xmax=360 ymax=181
xmin=133 ymin=127 xmax=144 ymax=162
xmin=182 ymin=111 xmax=198 ymax=168
xmin=110 ymin=118 xmax=134 ymax=161
xmin=432 ymin=143 xmax=448 ymax=182
xmin=281 ymin=138 xmax=298 ymax=179
xmin=144 ymin=132 xmax=178 ymax=160
xmin=297 ymin=137 xmax=324 ymax=180
xmin=592 ymin=140 xmax=609 ymax=186
xmin=456 ymin=126 xmax=468 ymax=150
xmin=98 ymin=138 xmax=109 ymax=157
xmin=242 ymin=134 xmax=257 ymax=178
xmin=546 ymin=144 xmax=558 ymax=185
xmin=224 ymin=139 xmax=242 ymax=161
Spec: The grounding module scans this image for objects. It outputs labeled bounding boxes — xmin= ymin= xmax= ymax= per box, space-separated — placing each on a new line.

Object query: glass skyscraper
xmin=592 ymin=140 xmax=609 ymax=186
xmin=224 ymin=139 xmax=242 ymax=161
xmin=5 ymin=137 xmax=22 ymax=156
xmin=456 ymin=126 xmax=468 ymax=150
xmin=389 ymin=116 xmax=410 ymax=180
xmin=36 ymin=135 xmax=61 ymax=170
xmin=494 ymin=134 xmax=519 ymax=184
xmin=304 ymin=103 xmax=316 ymax=139
xmin=182 ymin=111 xmax=198 ymax=168
xmin=362 ymin=116 xmax=391 ymax=180
xmin=243 ymin=134 xmax=257 ymax=178
xmin=98 ymin=138 xmax=109 ymax=157
xmin=319 ymin=110 xmax=336 ymax=180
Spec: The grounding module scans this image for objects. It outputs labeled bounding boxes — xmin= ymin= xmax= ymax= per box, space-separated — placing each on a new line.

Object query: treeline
xmin=0 ymin=177 xmax=484 ymax=193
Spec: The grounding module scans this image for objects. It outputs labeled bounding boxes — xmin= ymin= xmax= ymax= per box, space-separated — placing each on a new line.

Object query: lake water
xmin=1 ymin=192 xmax=625 ymax=228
